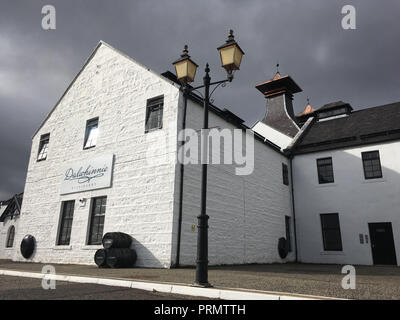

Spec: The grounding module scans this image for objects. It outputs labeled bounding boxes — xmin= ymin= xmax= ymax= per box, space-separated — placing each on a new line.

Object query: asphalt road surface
xmin=0 ymin=275 xmax=205 ymax=300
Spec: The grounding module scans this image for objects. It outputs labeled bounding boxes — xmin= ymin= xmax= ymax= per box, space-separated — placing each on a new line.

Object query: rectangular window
xmin=320 ymin=213 xmax=343 ymax=251
xmin=282 ymin=163 xmax=289 ymax=186
xmin=362 ymin=151 xmax=382 ymax=179
xmin=317 ymin=157 xmax=334 ymax=184
xmin=285 ymin=216 xmax=292 ymax=252
xmin=88 ymin=196 xmax=107 ymax=245
xmin=57 ymin=201 xmax=75 ymax=246
xmin=145 ymin=96 xmax=163 ymax=132
xmin=84 ymin=118 xmax=99 ymax=149
xmin=6 ymin=226 xmax=15 ymax=248
xmin=37 ymin=133 xmax=50 ymax=161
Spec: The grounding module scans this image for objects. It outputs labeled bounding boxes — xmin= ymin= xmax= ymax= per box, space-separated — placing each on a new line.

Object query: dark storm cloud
xmin=0 ymin=0 xmax=399 ymax=199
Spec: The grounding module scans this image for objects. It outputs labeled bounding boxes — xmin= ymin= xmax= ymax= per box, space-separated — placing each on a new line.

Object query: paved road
xmin=1 ymin=259 xmax=400 ymax=299
xmin=0 ymin=275 xmax=204 ymax=300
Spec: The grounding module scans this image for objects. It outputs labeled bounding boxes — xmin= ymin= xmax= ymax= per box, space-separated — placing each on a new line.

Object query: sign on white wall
xmin=60 ymin=154 xmax=114 ymax=195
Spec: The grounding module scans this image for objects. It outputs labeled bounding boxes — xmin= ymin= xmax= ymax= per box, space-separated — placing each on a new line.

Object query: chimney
xmin=255 ymin=71 xmax=302 ymax=137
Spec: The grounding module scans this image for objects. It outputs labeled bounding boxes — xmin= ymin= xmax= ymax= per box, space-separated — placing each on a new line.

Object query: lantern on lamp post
xmin=172 ymin=45 xmax=198 ymax=85
xmin=217 ymin=29 xmax=245 ymax=79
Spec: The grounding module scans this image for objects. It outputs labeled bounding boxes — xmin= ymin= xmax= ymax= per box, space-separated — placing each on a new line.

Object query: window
xmin=282 ymin=163 xmax=289 ymax=186
xmin=317 ymin=157 xmax=334 ymax=184
xmin=6 ymin=226 xmax=15 ymax=248
xmin=145 ymin=96 xmax=163 ymax=132
xmin=37 ymin=133 xmax=50 ymax=161
xmin=320 ymin=213 xmax=343 ymax=251
xmin=362 ymin=151 xmax=382 ymax=179
xmin=285 ymin=216 xmax=292 ymax=252
xmin=88 ymin=196 xmax=107 ymax=245
xmin=318 ymin=107 xmax=347 ymax=120
xmin=57 ymin=201 xmax=75 ymax=245
xmin=84 ymin=118 xmax=99 ymax=149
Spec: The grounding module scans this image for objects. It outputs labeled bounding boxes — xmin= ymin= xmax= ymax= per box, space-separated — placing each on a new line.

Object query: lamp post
xmin=173 ymin=30 xmax=244 ymax=287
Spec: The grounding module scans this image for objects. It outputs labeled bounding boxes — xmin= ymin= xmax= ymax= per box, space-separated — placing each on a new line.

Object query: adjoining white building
xmin=0 ymin=41 xmax=295 ymax=268
xmin=290 ymin=101 xmax=400 ymax=266
xmin=252 ymin=71 xmax=400 ymax=267
xmin=1 ymin=41 xmax=399 ymax=267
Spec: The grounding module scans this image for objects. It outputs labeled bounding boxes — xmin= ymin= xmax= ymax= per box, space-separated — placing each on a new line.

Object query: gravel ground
xmin=1 ymin=260 xmax=399 ymax=299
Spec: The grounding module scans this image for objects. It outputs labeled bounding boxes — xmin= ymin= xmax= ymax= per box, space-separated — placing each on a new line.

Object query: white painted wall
xmin=12 ymin=42 xmax=181 ymax=267
xmin=252 ymin=121 xmax=293 ymax=150
xmin=293 ymin=140 xmax=400 ymax=265
xmin=175 ymin=99 xmax=295 ymax=266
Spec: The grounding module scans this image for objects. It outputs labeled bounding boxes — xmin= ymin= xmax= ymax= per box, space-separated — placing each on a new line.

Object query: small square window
xmin=317 ymin=157 xmax=334 ymax=184
xmin=37 ymin=133 xmax=50 ymax=161
xmin=282 ymin=163 xmax=289 ymax=186
xmin=84 ymin=118 xmax=99 ymax=149
xmin=145 ymin=96 xmax=163 ymax=132
xmin=362 ymin=151 xmax=382 ymax=179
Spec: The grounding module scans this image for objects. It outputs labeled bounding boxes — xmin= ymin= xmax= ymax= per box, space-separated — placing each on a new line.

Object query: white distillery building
xmin=1 ymin=41 xmax=399 ymax=267
xmin=0 ymin=41 xmax=294 ymax=267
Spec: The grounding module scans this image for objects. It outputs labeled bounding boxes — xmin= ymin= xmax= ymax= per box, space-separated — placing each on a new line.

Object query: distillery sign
xmin=60 ymin=154 xmax=114 ymax=195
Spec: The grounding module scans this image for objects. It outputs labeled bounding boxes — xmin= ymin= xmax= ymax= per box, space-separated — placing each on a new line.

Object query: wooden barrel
xmin=102 ymin=232 xmax=132 ymax=249
xmin=94 ymin=249 xmax=108 ymax=268
xmin=106 ymin=248 xmax=137 ymax=268
xmin=278 ymin=237 xmax=289 ymax=259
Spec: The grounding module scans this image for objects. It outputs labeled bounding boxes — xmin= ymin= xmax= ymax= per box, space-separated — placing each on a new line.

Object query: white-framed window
xmin=145 ymin=96 xmax=164 ymax=132
xmin=362 ymin=150 xmax=382 ymax=179
xmin=6 ymin=226 xmax=15 ymax=248
xmin=37 ymin=133 xmax=50 ymax=161
xmin=84 ymin=118 xmax=99 ymax=149
xmin=320 ymin=213 xmax=343 ymax=251
xmin=57 ymin=200 xmax=75 ymax=246
xmin=316 ymin=157 xmax=334 ymax=184
xmin=88 ymin=196 xmax=107 ymax=245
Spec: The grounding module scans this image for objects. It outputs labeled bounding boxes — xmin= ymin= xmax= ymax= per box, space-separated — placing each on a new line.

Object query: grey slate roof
xmin=292 ymin=102 xmax=400 ymax=154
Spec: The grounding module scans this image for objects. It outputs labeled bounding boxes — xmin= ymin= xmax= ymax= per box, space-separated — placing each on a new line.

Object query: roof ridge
xmin=351 ymin=101 xmax=400 ymax=114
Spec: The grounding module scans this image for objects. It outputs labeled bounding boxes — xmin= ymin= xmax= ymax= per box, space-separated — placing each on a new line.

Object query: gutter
xmin=174 ymin=88 xmax=189 ymax=268
xmin=289 ymin=156 xmax=298 ymax=262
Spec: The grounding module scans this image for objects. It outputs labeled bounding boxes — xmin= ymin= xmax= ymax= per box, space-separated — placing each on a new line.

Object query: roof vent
xmin=316 ymin=101 xmax=352 ymax=121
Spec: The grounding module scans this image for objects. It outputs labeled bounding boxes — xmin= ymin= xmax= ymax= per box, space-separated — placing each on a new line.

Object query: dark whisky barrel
xmin=106 ymin=248 xmax=137 ymax=268
xmin=20 ymin=235 xmax=36 ymax=259
xmin=278 ymin=237 xmax=289 ymax=259
xmin=94 ymin=249 xmax=108 ymax=268
xmin=102 ymin=232 xmax=132 ymax=249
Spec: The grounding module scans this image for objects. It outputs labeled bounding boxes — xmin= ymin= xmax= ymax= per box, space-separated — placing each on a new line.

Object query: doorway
xmin=368 ymin=222 xmax=397 ymax=265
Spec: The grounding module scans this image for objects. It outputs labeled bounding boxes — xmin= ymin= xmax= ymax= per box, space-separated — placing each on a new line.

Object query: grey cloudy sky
xmin=0 ymin=0 xmax=399 ymax=200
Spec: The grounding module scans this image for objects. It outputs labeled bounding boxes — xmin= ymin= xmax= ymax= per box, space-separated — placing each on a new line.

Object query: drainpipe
xmin=175 ymin=87 xmax=189 ymax=267
xmin=290 ymin=156 xmax=299 ymax=262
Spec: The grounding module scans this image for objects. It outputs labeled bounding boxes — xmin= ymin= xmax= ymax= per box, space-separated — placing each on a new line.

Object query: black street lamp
xmin=173 ymin=30 xmax=244 ymax=287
